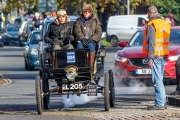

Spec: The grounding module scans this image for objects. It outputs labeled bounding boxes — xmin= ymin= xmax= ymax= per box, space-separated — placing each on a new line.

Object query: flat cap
xmin=57 ymin=9 xmax=67 ymax=15
xmin=147 ymin=6 xmax=158 ymax=13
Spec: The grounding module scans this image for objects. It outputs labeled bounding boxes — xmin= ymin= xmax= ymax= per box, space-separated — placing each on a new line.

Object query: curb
xmin=167 ymin=95 xmax=180 ymax=106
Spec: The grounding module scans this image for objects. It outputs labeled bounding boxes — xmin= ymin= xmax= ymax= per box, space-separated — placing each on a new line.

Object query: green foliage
xmin=144 ymin=0 xmax=180 ymax=25
xmin=3 ymin=0 xmax=37 ymax=14
xmin=101 ymin=38 xmax=111 ymax=47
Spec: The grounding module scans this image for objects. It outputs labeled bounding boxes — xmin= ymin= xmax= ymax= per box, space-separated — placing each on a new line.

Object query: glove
xmin=66 ymin=35 xmax=74 ymax=41
xmin=80 ymin=38 xmax=89 ymax=46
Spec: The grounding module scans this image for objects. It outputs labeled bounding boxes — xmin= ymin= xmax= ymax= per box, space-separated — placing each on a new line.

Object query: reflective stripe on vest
xmin=142 ymin=18 xmax=171 ymax=56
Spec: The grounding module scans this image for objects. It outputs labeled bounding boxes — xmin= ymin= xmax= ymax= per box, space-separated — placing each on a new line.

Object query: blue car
xmin=23 ymin=30 xmax=41 ymax=70
xmin=5 ymin=24 xmax=21 ymax=45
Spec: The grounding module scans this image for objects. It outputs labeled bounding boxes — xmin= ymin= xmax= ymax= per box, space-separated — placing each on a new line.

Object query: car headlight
xmin=0 ymin=36 xmax=2 ymax=39
xmin=30 ymin=48 xmax=38 ymax=55
xmin=168 ymin=54 xmax=180 ymax=61
xmin=115 ymin=53 xmax=127 ymax=62
xmin=65 ymin=65 xmax=78 ymax=82
xmin=66 ymin=71 xmax=76 ymax=81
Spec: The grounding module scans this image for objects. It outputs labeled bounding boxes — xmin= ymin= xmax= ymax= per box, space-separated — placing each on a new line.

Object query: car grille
xmin=129 ymin=58 xmax=149 ymax=68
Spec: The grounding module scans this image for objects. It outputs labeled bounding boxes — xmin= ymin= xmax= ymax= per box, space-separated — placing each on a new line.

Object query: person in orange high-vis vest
xmin=143 ymin=6 xmax=171 ymax=110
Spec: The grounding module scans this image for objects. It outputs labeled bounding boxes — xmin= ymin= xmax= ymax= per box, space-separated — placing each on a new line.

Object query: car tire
xmin=104 ymin=72 xmax=110 ymax=111
xmin=24 ymin=59 xmax=28 ymax=70
xmin=0 ymin=42 xmax=3 ymax=47
xmin=39 ymin=69 xmax=42 ymax=77
xmin=5 ymin=42 xmax=9 ymax=45
xmin=35 ymin=76 xmax=43 ymax=114
xmin=110 ymin=36 xmax=118 ymax=47
xmin=28 ymin=61 xmax=34 ymax=71
xmin=42 ymin=73 xmax=49 ymax=110
xmin=19 ymin=40 xmax=22 ymax=46
xmin=108 ymin=69 xmax=115 ymax=107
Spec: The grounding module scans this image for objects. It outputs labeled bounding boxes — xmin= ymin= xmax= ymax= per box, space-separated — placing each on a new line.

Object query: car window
xmin=138 ymin=18 xmax=147 ymax=27
xmin=170 ymin=30 xmax=180 ymax=45
xmin=129 ymin=32 xmax=144 ymax=46
xmin=30 ymin=32 xmax=41 ymax=44
xmin=110 ymin=17 xmax=135 ymax=26
xmin=27 ymin=33 xmax=32 ymax=43
xmin=129 ymin=29 xmax=180 ymax=47
xmin=8 ymin=25 xmax=20 ymax=31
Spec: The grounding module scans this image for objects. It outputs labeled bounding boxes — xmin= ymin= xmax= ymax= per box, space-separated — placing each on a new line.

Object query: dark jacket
xmin=44 ymin=18 xmax=73 ymax=45
xmin=32 ymin=18 xmax=42 ymax=30
xmin=73 ymin=14 xmax=102 ymax=42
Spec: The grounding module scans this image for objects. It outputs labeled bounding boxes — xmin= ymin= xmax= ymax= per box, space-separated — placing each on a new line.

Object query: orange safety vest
xmin=142 ymin=18 xmax=171 ymax=56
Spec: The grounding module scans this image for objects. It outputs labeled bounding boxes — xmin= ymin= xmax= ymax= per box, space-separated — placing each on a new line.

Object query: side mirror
xmin=118 ymin=41 xmax=127 ymax=47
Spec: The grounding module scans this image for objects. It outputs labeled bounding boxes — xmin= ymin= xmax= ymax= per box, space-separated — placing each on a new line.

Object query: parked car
xmin=106 ymin=15 xmax=148 ymax=47
xmin=4 ymin=24 xmax=21 ymax=45
xmin=114 ymin=26 xmax=180 ymax=85
xmin=0 ymin=28 xmax=5 ymax=47
xmin=19 ymin=21 xmax=33 ymax=46
xmin=23 ymin=30 xmax=41 ymax=71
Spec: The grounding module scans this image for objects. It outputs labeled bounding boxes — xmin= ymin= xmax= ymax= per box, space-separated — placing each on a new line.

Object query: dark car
xmin=38 ymin=16 xmax=105 ymax=77
xmin=0 ymin=27 xmax=5 ymax=47
xmin=114 ymin=26 xmax=180 ymax=85
xmin=23 ymin=30 xmax=41 ymax=70
xmin=4 ymin=24 xmax=21 ymax=45
xmin=19 ymin=21 xmax=33 ymax=46
xmin=38 ymin=16 xmax=79 ymax=76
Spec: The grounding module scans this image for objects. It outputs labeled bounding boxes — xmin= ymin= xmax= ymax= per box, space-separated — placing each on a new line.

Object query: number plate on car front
xmin=62 ymin=83 xmax=83 ymax=90
xmin=135 ymin=69 xmax=151 ymax=74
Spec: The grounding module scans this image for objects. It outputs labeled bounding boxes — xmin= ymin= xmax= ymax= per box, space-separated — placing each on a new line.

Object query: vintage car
xmin=23 ymin=30 xmax=41 ymax=70
xmin=38 ymin=16 xmax=105 ymax=77
xmin=114 ymin=26 xmax=180 ymax=85
xmin=35 ymin=39 xmax=114 ymax=115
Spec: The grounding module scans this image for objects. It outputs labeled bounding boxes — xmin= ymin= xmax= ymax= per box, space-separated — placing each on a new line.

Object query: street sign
xmin=38 ymin=0 xmax=57 ymax=13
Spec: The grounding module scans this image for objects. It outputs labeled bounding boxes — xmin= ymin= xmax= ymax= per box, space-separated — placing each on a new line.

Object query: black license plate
xmin=62 ymin=83 xmax=83 ymax=90
xmin=87 ymin=85 xmax=97 ymax=96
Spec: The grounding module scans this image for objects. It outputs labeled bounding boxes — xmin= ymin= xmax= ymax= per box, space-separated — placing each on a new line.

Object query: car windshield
xmin=7 ymin=25 xmax=20 ymax=31
xmin=30 ymin=32 xmax=41 ymax=44
xmin=129 ymin=29 xmax=180 ymax=46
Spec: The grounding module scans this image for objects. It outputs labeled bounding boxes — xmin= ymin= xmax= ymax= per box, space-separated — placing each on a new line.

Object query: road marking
xmin=0 ymin=74 xmax=12 ymax=86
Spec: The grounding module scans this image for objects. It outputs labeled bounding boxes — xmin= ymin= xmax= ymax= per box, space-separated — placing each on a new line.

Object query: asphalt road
xmin=0 ymin=45 xmax=180 ymax=120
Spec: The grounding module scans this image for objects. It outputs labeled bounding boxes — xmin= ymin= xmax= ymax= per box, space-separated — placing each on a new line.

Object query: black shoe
xmin=170 ymin=90 xmax=180 ymax=95
xmin=147 ymin=105 xmax=167 ymax=110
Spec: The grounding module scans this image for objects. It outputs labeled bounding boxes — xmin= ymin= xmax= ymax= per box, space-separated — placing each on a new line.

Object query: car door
xmin=24 ymin=33 xmax=32 ymax=60
xmin=22 ymin=23 xmax=28 ymax=41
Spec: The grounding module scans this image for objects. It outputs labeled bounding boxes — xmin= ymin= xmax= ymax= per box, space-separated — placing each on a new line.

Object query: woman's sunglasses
xmin=83 ymin=10 xmax=91 ymax=14
xmin=57 ymin=14 xmax=66 ymax=18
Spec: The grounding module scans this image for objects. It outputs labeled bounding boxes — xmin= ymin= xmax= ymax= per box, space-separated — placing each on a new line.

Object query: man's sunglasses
xmin=57 ymin=14 xmax=66 ymax=18
xmin=83 ymin=10 xmax=91 ymax=14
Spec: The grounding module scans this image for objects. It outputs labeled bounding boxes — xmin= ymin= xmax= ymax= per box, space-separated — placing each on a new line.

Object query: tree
xmin=143 ymin=0 xmax=180 ymax=25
